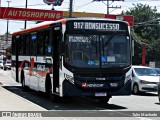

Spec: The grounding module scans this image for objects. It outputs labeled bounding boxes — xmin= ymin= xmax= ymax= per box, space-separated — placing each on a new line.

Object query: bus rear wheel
xmin=46 ymin=81 xmax=60 ymax=103
xmin=98 ymin=96 xmax=111 ymax=103
xmin=21 ymin=75 xmax=28 ymax=91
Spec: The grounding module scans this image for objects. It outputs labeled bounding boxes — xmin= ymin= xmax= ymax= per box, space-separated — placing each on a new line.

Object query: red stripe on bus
xmin=18 ymin=59 xmax=53 ymax=77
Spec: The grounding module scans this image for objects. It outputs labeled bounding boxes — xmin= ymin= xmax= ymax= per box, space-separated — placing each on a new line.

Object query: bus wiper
xmin=104 ymin=34 xmax=115 ymax=48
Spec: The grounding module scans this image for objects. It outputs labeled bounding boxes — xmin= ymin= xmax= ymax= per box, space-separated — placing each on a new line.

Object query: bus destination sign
xmin=73 ymin=22 xmax=120 ymax=30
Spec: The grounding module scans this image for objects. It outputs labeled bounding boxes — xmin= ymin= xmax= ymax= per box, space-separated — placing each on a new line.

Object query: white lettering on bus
xmin=74 ymin=22 xmax=84 ymax=29
xmin=74 ymin=22 xmax=120 ymax=30
xmin=69 ymin=36 xmax=90 ymax=43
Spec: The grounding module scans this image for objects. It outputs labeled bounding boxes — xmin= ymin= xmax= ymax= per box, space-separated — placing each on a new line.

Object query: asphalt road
xmin=0 ymin=69 xmax=160 ymax=120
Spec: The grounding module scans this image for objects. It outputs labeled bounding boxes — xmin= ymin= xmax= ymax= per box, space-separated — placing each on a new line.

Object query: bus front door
xmin=52 ymin=26 xmax=62 ymax=94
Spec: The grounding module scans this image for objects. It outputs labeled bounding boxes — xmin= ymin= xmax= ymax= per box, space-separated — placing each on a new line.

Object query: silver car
xmin=153 ymin=68 xmax=160 ymax=102
xmin=131 ymin=66 xmax=159 ymax=94
xmin=3 ymin=60 xmax=11 ymax=70
xmin=0 ymin=60 xmax=4 ymax=69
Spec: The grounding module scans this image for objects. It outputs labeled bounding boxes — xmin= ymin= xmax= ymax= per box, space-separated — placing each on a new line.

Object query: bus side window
xmin=26 ymin=34 xmax=30 ymax=55
xmin=44 ymin=30 xmax=52 ymax=56
xmin=18 ymin=36 xmax=22 ymax=55
xmin=12 ymin=37 xmax=16 ymax=55
xmin=21 ymin=35 xmax=26 ymax=55
xmin=37 ymin=32 xmax=44 ymax=55
xmin=30 ymin=33 xmax=37 ymax=55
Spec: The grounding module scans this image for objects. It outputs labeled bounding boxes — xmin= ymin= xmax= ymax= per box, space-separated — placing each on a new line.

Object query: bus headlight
xmin=124 ymin=75 xmax=131 ymax=84
xmin=64 ymin=74 xmax=74 ymax=84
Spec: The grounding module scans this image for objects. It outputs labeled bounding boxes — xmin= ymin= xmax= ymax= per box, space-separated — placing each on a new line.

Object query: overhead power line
xmin=0 ymin=19 xmax=35 ymax=24
xmin=130 ymin=29 xmax=157 ymax=47
xmin=131 ymin=29 xmax=144 ymax=45
xmin=135 ymin=18 xmax=160 ymax=25
xmin=73 ymin=1 xmax=94 ymax=10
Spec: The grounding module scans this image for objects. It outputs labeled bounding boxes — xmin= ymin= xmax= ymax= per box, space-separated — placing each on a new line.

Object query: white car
xmin=3 ymin=60 xmax=11 ymax=70
xmin=157 ymin=81 xmax=160 ymax=102
xmin=0 ymin=60 xmax=4 ymax=69
xmin=154 ymin=68 xmax=160 ymax=102
xmin=131 ymin=65 xmax=159 ymax=94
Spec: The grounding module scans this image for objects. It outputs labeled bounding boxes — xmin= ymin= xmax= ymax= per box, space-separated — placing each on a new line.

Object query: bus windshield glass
xmin=64 ymin=33 xmax=131 ymax=68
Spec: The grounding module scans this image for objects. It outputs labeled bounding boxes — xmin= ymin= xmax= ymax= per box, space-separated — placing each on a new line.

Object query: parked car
xmin=131 ymin=65 xmax=159 ymax=94
xmin=0 ymin=60 xmax=4 ymax=69
xmin=158 ymin=82 xmax=160 ymax=102
xmin=153 ymin=68 xmax=160 ymax=102
xmin=3 ymin=60 xmax=11 ymax=70
xmin=153 ymin=68 xmax=160 ymax=75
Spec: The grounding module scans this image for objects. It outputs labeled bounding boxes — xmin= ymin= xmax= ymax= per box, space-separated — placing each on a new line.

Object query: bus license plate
xmin=95 ymin=92 xmax=107 ymax=96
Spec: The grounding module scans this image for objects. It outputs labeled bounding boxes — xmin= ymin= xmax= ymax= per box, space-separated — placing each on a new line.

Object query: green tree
xmin=123 ymin=3 xmax=160 ymax=65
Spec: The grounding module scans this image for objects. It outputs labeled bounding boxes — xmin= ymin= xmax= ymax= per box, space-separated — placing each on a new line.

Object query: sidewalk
xmin=0 ymin=70 xmax=46 ymax=111
xmin=0 ymin=86 xmax=47 ymax=111
xmin=0 ymin=70 xmax=68 ymax=120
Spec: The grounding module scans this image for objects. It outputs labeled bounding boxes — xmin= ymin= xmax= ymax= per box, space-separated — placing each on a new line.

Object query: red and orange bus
xmin=12 ymin=18 xmax=132 ymax=103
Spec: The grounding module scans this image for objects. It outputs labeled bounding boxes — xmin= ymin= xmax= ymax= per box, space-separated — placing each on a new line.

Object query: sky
xmin=0 ymin=0 xmax=160 ymax=34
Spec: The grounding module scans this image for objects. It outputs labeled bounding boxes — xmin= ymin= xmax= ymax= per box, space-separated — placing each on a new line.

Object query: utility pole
xmin=69 ymin=0 xmax=73 ymax=17
xmin=0 ymin=0 xmax=1 ymax=15
xmin=106 ymin=1 xmax=121 ymax=14
xmin=107 ymin=0 xmax=109 ymax=14
xmin=24 ymin=0 xmax=27 ymax=29
xmin=6 ymin=1 xmax=11 ymax=46
xmin=93 ymin=0 xmax=124 ymax=14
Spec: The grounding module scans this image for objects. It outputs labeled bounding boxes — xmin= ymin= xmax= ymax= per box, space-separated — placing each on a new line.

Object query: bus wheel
xmin=98 ymin=97 xmax=110 ymax=103
xmin=21 ymin=74 xmax=28 ymax=91
xmin=47 ymin=81 xmax=59 ymax=103
xmin=133 ymin=83 xmax=139 ymax=94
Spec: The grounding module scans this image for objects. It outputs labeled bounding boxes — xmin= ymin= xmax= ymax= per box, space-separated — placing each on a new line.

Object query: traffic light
xmin=53 ymin=0 xmax=63 ymax=6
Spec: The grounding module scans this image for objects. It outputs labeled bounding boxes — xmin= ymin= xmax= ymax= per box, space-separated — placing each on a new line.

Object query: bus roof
xmin=12 ymin=17 xmax=128 ymax=36
xmin=12 ymin=21 xmax=57 ymax=36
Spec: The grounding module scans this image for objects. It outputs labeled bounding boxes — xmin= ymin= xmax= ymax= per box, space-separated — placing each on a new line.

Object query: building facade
xmin=0 ymin=33 xmax=12 ymax=55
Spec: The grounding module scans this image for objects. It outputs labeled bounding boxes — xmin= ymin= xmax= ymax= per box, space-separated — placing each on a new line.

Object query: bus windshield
xmin=64 ymin=33 xmax=131 ymax=68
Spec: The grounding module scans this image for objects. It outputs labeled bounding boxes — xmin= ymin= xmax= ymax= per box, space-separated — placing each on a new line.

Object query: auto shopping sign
xmin=0 ymin=7 xmax=63 ymax=21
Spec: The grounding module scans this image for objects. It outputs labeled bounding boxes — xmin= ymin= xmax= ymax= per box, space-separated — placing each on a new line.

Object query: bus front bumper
xmin=62 ymin=79 xmax=131 ymax=97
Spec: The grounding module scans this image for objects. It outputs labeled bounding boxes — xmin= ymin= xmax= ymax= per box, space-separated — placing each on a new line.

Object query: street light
xmin=24 ymin=0 xmax=27 ymax=29
xmin=6 ymin=1 xmax=11 ymax=47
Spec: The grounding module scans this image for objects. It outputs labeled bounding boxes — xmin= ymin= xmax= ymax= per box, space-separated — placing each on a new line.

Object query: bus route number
xmin=74 ymin=22 xmax=120 ymax=30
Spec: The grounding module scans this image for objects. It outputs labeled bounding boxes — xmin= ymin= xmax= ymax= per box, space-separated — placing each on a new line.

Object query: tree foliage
xmin=123 ymin=3 xmax=160 ymax=65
